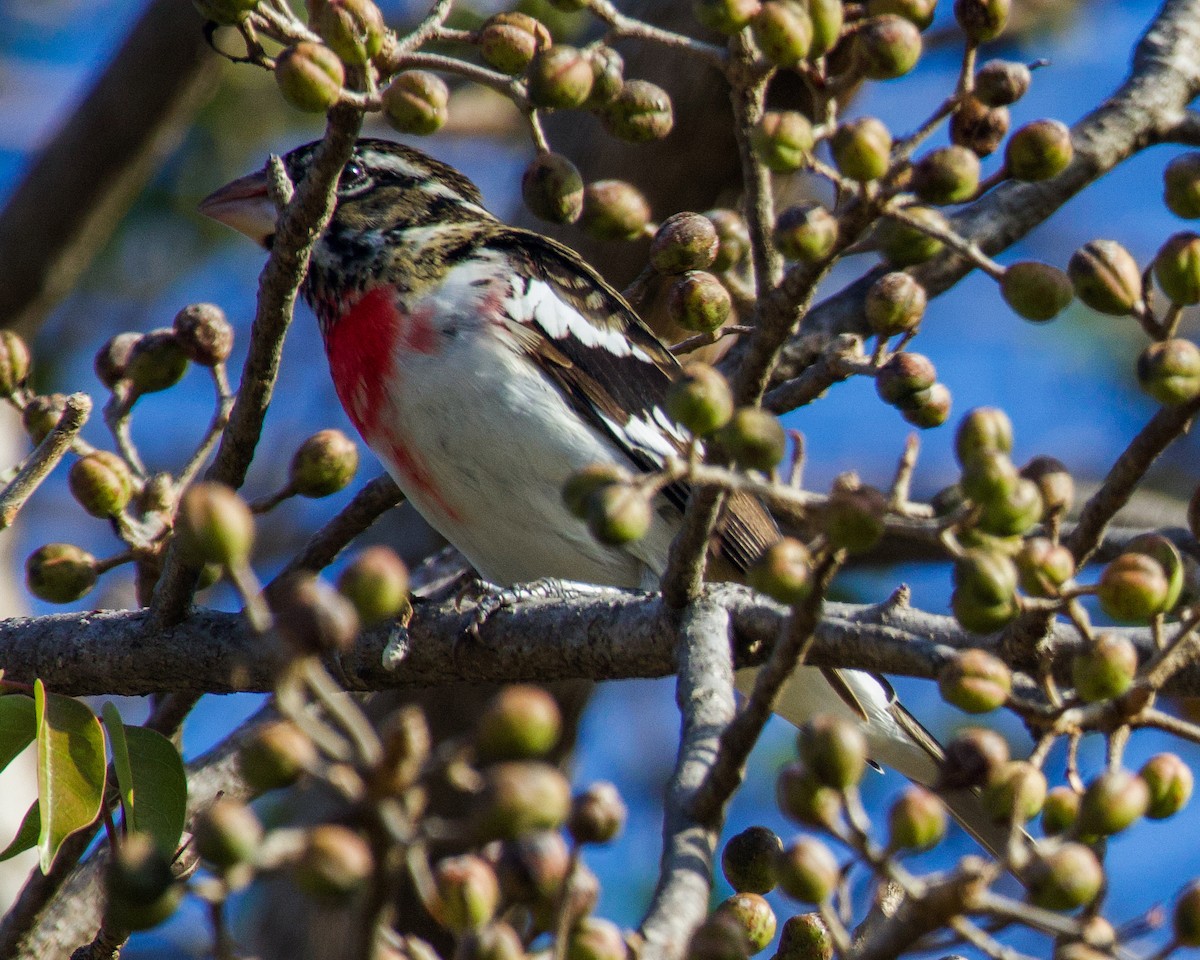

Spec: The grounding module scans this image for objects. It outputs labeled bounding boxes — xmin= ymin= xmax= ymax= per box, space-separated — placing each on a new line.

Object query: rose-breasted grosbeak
xmin=202 ymin=138 xmax=1001 ymax=852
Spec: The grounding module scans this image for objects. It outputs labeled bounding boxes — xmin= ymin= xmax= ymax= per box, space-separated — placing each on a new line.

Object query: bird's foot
xmin=467 ymin=578 xmax=608 ymax=641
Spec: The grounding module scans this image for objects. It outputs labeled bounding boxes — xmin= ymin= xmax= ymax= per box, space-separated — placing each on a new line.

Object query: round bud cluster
xmin=715 ymin=893 xmax=776 ymax=953
xmin=751 ymin=111 xmax=814 ymax=174
xmin=1000 ymin=261 xmax=1074 ymax=322
xmin=1005 ymin=119 xmax=1073 ymax=181
xmin=337 ymin=545 xmax=409 ymax=625
xmin=601 ymin=80 xmax=674 ymax=142
xmin=748 ymin=538 xmax=813 ymax=606
xmin=290 ymin=429 xmax=359 ymax=498
xmin=309 ymin=0 xmax=386 ymax=67
xmin=951 ymin=550 xmax=1020 ymax=635
xmin=864 ymin=272 xmax=926 ymax=338
xmin=877 ymin=207 xmax=948 ymax=267
xmin=666 ymin=363 xmax=734 ymax=436
xmin=667 ymin=272 xmax=732 ymax=333
xmin=527 ymin=45 xmax=594 ymax=110
xmin=522 ymin=153 xmax=584 ymax=224
xmin=479 ymin=12 xmax=551 ymax=75
xmin=717 ymin=407 xmax=787 ymax=471
xmin=275 ymin=42 xmax=345 ymax=113
xmin=270 ymin=572 xmax=361 ymax=656
xmin=911 ymin=145 xmax=980 ymax=205
xmin=722 ymin=826 xmax=782 ymax=895
xmin=950 ymin=96 xmax=1010 ymax=157
xmin=295 ymin=824 xmax=374 ymax=901
xmin=855 ymin=15 xmax=922 ymax=81
xmin=382 ymin=71 xmax=449 ymax=136
xmin=1164 ymin=153 xmax=1200 ymax=219
xmin=580 ymin=181 xmax=651 ymax=241
xmin=477 ymin=685 xmax=562 ymax=763
xmin=1067 ymin=239 xmax=1144 ymax=315
xmin=26 ymin=543 xmax=99 ymax=604
xmin=751 ymin=2 xmax=813 ymax=67
xmin=831 ymin=117 xmax=892 ymax=183
xmin=874 ymin=352 xmax=951 ymax=428
xmin=774 ymin=204 xmax=838 ymax=263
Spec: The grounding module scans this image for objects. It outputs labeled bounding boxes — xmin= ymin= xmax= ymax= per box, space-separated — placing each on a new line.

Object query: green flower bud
xmin=239 ymin=719 xmax=317 ymax=791
xmin=275 ymin=42 xmax=344 ymax=113
xmin=668 ymin=271 xmax=732 ymax=333
xmin=822 ymin=475 xmax=887 ymax=553
xmin=295 ymin=825 xmax=373 ymax=901
xmin=1141 ymin=752 xmax=1193 ymax=819
xmin=748 ymin=538 xmax=813 ymax=606
xmin=877 ymin=207 xmax=947 ymax=267
xmin=888 ymin=786 xmax=947 ymax=851
xmin=960 ymin=449 xmax=1019 ymax=503
xmin=938 ymin=727 xmax=1010 ymax=790
xmin=527 ymin=45 xmax=594 ymax=110
xmin=693 ymin=0 xmax=763 ymax=34
xmin=718 ymin=407 xmax=787 ymax=471
xmin=69 ymin=451 xmax=134 ymax=518
xmin=602 ymin=80 xmax=674 ymax=142
xmin=751 ymin=1 xmax=813 ymax=66
xmin=192 ymin=797 xmax=263 ymax=870
xmin=95 ymin=333 xmax=139 ymax=389
xmin=337 ymin=545 xmax=409 ymax=625
xmin=1097 ymin=551 xmax=1172 ymax=622
xmin=175 ymin=482 xmax=254 ymax=567
xmin=1067 ymin=239 xmax=1143 ymax=315
xmin=562 ymin=463 xmax=629 ymax=518
xmin=1042 ymin=786 xmax=1080 ymax=835
xmin=981 ymin=760 xmax=1045 ymax=823
xmin=586 ymin=482 xmax=652 ymax=545
xmin=1078 ymin=769 xmax=1149 ymax=835
xmin=799 ymin=715 xmax=868 ymax=789
xmin=775 ymin=837 xmax=838 ymax=904
xmin=774 ymin=204 xmax=838 ymax=262
xmin=1072 ymin=632 xmax=1138 ymax=702
xmin=751 ymin=111 xmax=814 ymax=173
xmin=477 ymin=685 xmax=562 ymax=763
xmin=775 ymin=914 xmax=833 ymax=960
xmin=522 ymin=152 xmax=584 ymax=224
xmin=478 ymin=761 xmax=572 ymax=839
xmin=855 ymin=14 xmax=922 ymax=81
xmin=776 ymin=763 xmax=842 ymax=830
xmin=1155 ymin=232 xmax=1200 ymax=304
xmin=950 ymin=96 xmax=1009 ymax=157
xmin=290 ymin=428 xmax=358 ymax=497
xmin=875 ymin=352 xmax=936 ymax=405
xmin=911 ymin=145 xmax=980 ymax=205
xmin=955 ymin=406 xmax=1013 ymax=467
xmin=0 ymin=330 xmax=30 ymax=397
xmin=173 ymin=303 xmax=233 ymax=366
xmin=382 ymin=70 xmax=449 ymax=135
xmin=1137 ymin=338 xmax=1200 ymax=405
xmin=125 ymin=329 xmax=189 ymax=395
xmin=1029 ymin=843 xmax=1102 ymax=911
xmin=1021 ymin=455 xmax=1075 ymax=517
xmin=806 ymin=0 xmax=843 ymax=57
xmin=865 ymin=271 xmax=926 ymax=337
xmin=867 ymin=0 xmax=936 ymax=28
xmin=1125 ymin=532 xmax=1184 ymax=611
xmin=722 ymin=826 xmax=782 ymax=895
xmin=715 ymin=893 xmax=776 ymax=953
xmin=954 ymin=0 xmax=1009 ymax=42
xmin=952 ymin=552 xmax=1020 ymax=633
xmin=651 ymin=212 xmax=720 ymax=274
xmin=1176 ymin=882 xmax=1200 ymax=947
xmin=568 ymin=917 xmax=628 ymax=960
xmin=26 ymin=543 xmax=98 ymax=604
xmin=569 ymin=781 xmax=626 ymax=845
xmin=976 ymin=476 xmax=1043 ymax=537
xmin=585 ymin=46 xmax=625 ymax=108
xmin=974 ymin=59 xmax=1031 ymax=106
xmin=310 ymin=0 xmax=386 ymax=67
xmin=270 ymin=572 xmax=361 ymax=655
xmin=1164 ymin=153 xmax=1200 ymax=219
xmin=897 ymin=382 xmax=952 ymax=428
xmin=939 ymin=648 xmax=1012 ymax=712
xmin=580 ymin=180 xmax=651 ymax=241
xmin=104 ymin=833 xmax=182 ymax=931
xmin=1001 ymin=261 xmax=1073 ymax=322
xmin=460 ymin=924 xmax=526 ymax=960
xmin=831 ymin=117 xmax=892 ymax=182
xmin=431 ymin=854 xmax=500 ymax=932
xmin=667 ymin=363 xmax=734 ymax=436
xmin=479 ymin=12 xmax=551 ymax=75
xmin=1016 ymin=537 xmax=1076 ymax=597
xmin=708 ymin=209 xmax=751 ymax=272
xmin=1006 ymin=119 xmax=1073 ymax=181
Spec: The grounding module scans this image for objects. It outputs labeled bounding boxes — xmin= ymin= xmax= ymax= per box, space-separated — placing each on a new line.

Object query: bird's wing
xmin=486 ymin=228 xmax=777 ymax=574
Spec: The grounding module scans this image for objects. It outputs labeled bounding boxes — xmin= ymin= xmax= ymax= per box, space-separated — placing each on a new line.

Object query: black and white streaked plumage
xmin=201 ymin=138 xmax=1004 ymax=854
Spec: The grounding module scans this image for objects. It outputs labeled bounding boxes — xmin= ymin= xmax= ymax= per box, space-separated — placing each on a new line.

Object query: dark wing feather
xmin=487 ymin=228 xmax=778 ymax=574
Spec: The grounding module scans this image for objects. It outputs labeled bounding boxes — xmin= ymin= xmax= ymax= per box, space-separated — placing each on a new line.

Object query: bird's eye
xmin=339 ymin=160 xmax=369 ymax=193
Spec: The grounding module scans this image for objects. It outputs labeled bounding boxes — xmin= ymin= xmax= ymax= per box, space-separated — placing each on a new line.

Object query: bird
xmin=201 ymin=137 xmax=1004 ymax=853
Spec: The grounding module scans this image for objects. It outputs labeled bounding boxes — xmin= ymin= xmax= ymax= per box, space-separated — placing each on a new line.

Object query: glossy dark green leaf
xmin=0 ymin=801 xmax=39 ymax=862
xmin=0 ymin=694 xmax=36 ymax=774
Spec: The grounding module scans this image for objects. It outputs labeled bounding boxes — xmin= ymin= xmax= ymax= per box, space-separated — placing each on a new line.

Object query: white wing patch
xmin=599 ymin=407 xmax=688 ymax=466
xmin=507 ymin=277 xmax=655 ymax=362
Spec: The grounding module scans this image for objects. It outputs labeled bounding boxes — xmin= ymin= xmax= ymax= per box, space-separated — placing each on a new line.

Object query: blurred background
xmin=1 ymin=0 xmax=1198 ymax=956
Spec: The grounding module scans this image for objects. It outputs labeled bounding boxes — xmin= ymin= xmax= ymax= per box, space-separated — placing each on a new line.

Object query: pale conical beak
xmin=198 ymin=169 xmax=277 ymax=248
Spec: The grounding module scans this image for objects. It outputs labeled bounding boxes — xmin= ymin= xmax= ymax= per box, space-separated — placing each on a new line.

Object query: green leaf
xmin=35 ymin=680 xmax=106 ymax=873
xmin=0 ymin=694 xmax=36 ymax=774
xmin=101 ymin=702 xmax=134 ymax=825
xmin=0 ymin=802 xmax=39 ymax=862
xmin=119 ymin=725 xmax=188 ymax=857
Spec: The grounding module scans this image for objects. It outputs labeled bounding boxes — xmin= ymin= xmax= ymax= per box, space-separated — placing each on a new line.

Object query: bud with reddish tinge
xmin=775 ymin=914 xmax=833 ymax=960
xmin=776 ymin=763 xmax=842 ymax=830
xmin=1073 ymin=632 xmax=1137 ymax=702
xmin=715 ymin=893 xmax=776 ymax=953
xmin=950 ymin=97 xmax=1009 ymax=157
xmin=875 ymin=352 xmax=937 ymax=405
xmin=580 ymin=181 xmax=651 ymax=241
xmin=1078 ymin=769 xmax=1149 ymax=835
xmin=310 ymin=0 xmax=385 ymax=66
xmin=775 ymin=837 xmax=839 ymax=904
xmin=974 ymin=59 xmax=1031 ymax=106
xmin=479 ymin=12 xmax=550 ymax=75
xmin=865 ymin=272 xmax=926 ymax=337
xmin=708 ymin=209 xmax=751 ymax=272
xmin=954 ymin=0 xmax=1009 ymax=42
xmin=290 ymin=429 xmax=358 ymax=497
xmin=799 ymin=715 xmax=867 ymax=789
xmin=1022 ymin=455 xmax=1074 ymax=517
xmin=911 ymin=145 xmax=980 ymax=205
xmin=938 ymin=727 xmax=1009 ymax=790
xmin=1016 ymin=537 xmax=1075 ymax=597
xmin=668 ymin=272 xmax=732 ymax=333
xmin=1142 ymin=752 xmax=1193 ymax=819
xmin=478 ymin=762 xmax=572 ymax=839
xmin=982 ymin=760 xmax=1046 ymax=823
xmin=527 ymin=46 xmax=593 ymax=109
xmin=569 ymin=781 xmax=627 ymax=844
xmin=193 ymin=797 xmax=263 ymax=870
xmin=955 ymin=406 xmax=1013 ymax=466
xmin=652 ymin=213 xmax=720 ymax=274
xmin=562 ymin=464 xmax=628 ymax=519
xmin=888 ymin=786 xmax=947 ymax=851
xmin=751 ymin=111 xmax=814 ymax=173
xmin=586 ymin=483 xmax=652 ymax=545
xmin=667 ymin=363 xmax=734 ymax=437
xmin=382 ymin=71 xmax=449 ymax=135
xmin=1068 ymin=239 xmax=1143 ymax=315
xmin=602 ymin=81 xmax=674 ymax=142
xmin=431 ymin=855 xmax=500 ymax=931
xmin=823 ymin=475 xmax=887 ymax=553
xmin=1029 ymin=843 xmax=1102 ymax=911
xmin=855 ymin=15 xmax=922 ymax=81
xmin=270 ymin=572 xmax=361 ymax=655
xmin=939 ymin=648 xmax=1012 ymax=712
xmin=976 ymin=476 xmax=1043 ymax=537
xmin=275 ymin=42 xmax=344 ymax=113
xmin=1042 ymin=786 xmax=1080 ymax=835
xmin=521 ymin=153 xmax=584 ymax=225
xmin=751 ymin=2 xmax=813 ymax=66
xmin=173 ymin=303 xmax=233 ymax=366
xmin=95 ymin=333 xmax=139 ymax=389
xmin=1097 ymin=551 xmax=1173 ymax=622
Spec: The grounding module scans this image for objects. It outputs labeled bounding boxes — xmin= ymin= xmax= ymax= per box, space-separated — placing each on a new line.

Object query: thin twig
xmin=0 ymin=393 xmax=90 ymax=530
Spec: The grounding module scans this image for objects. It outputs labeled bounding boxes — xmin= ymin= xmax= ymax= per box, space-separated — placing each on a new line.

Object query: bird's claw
xmin=466 ymin=578 xmax=606 ymax=642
